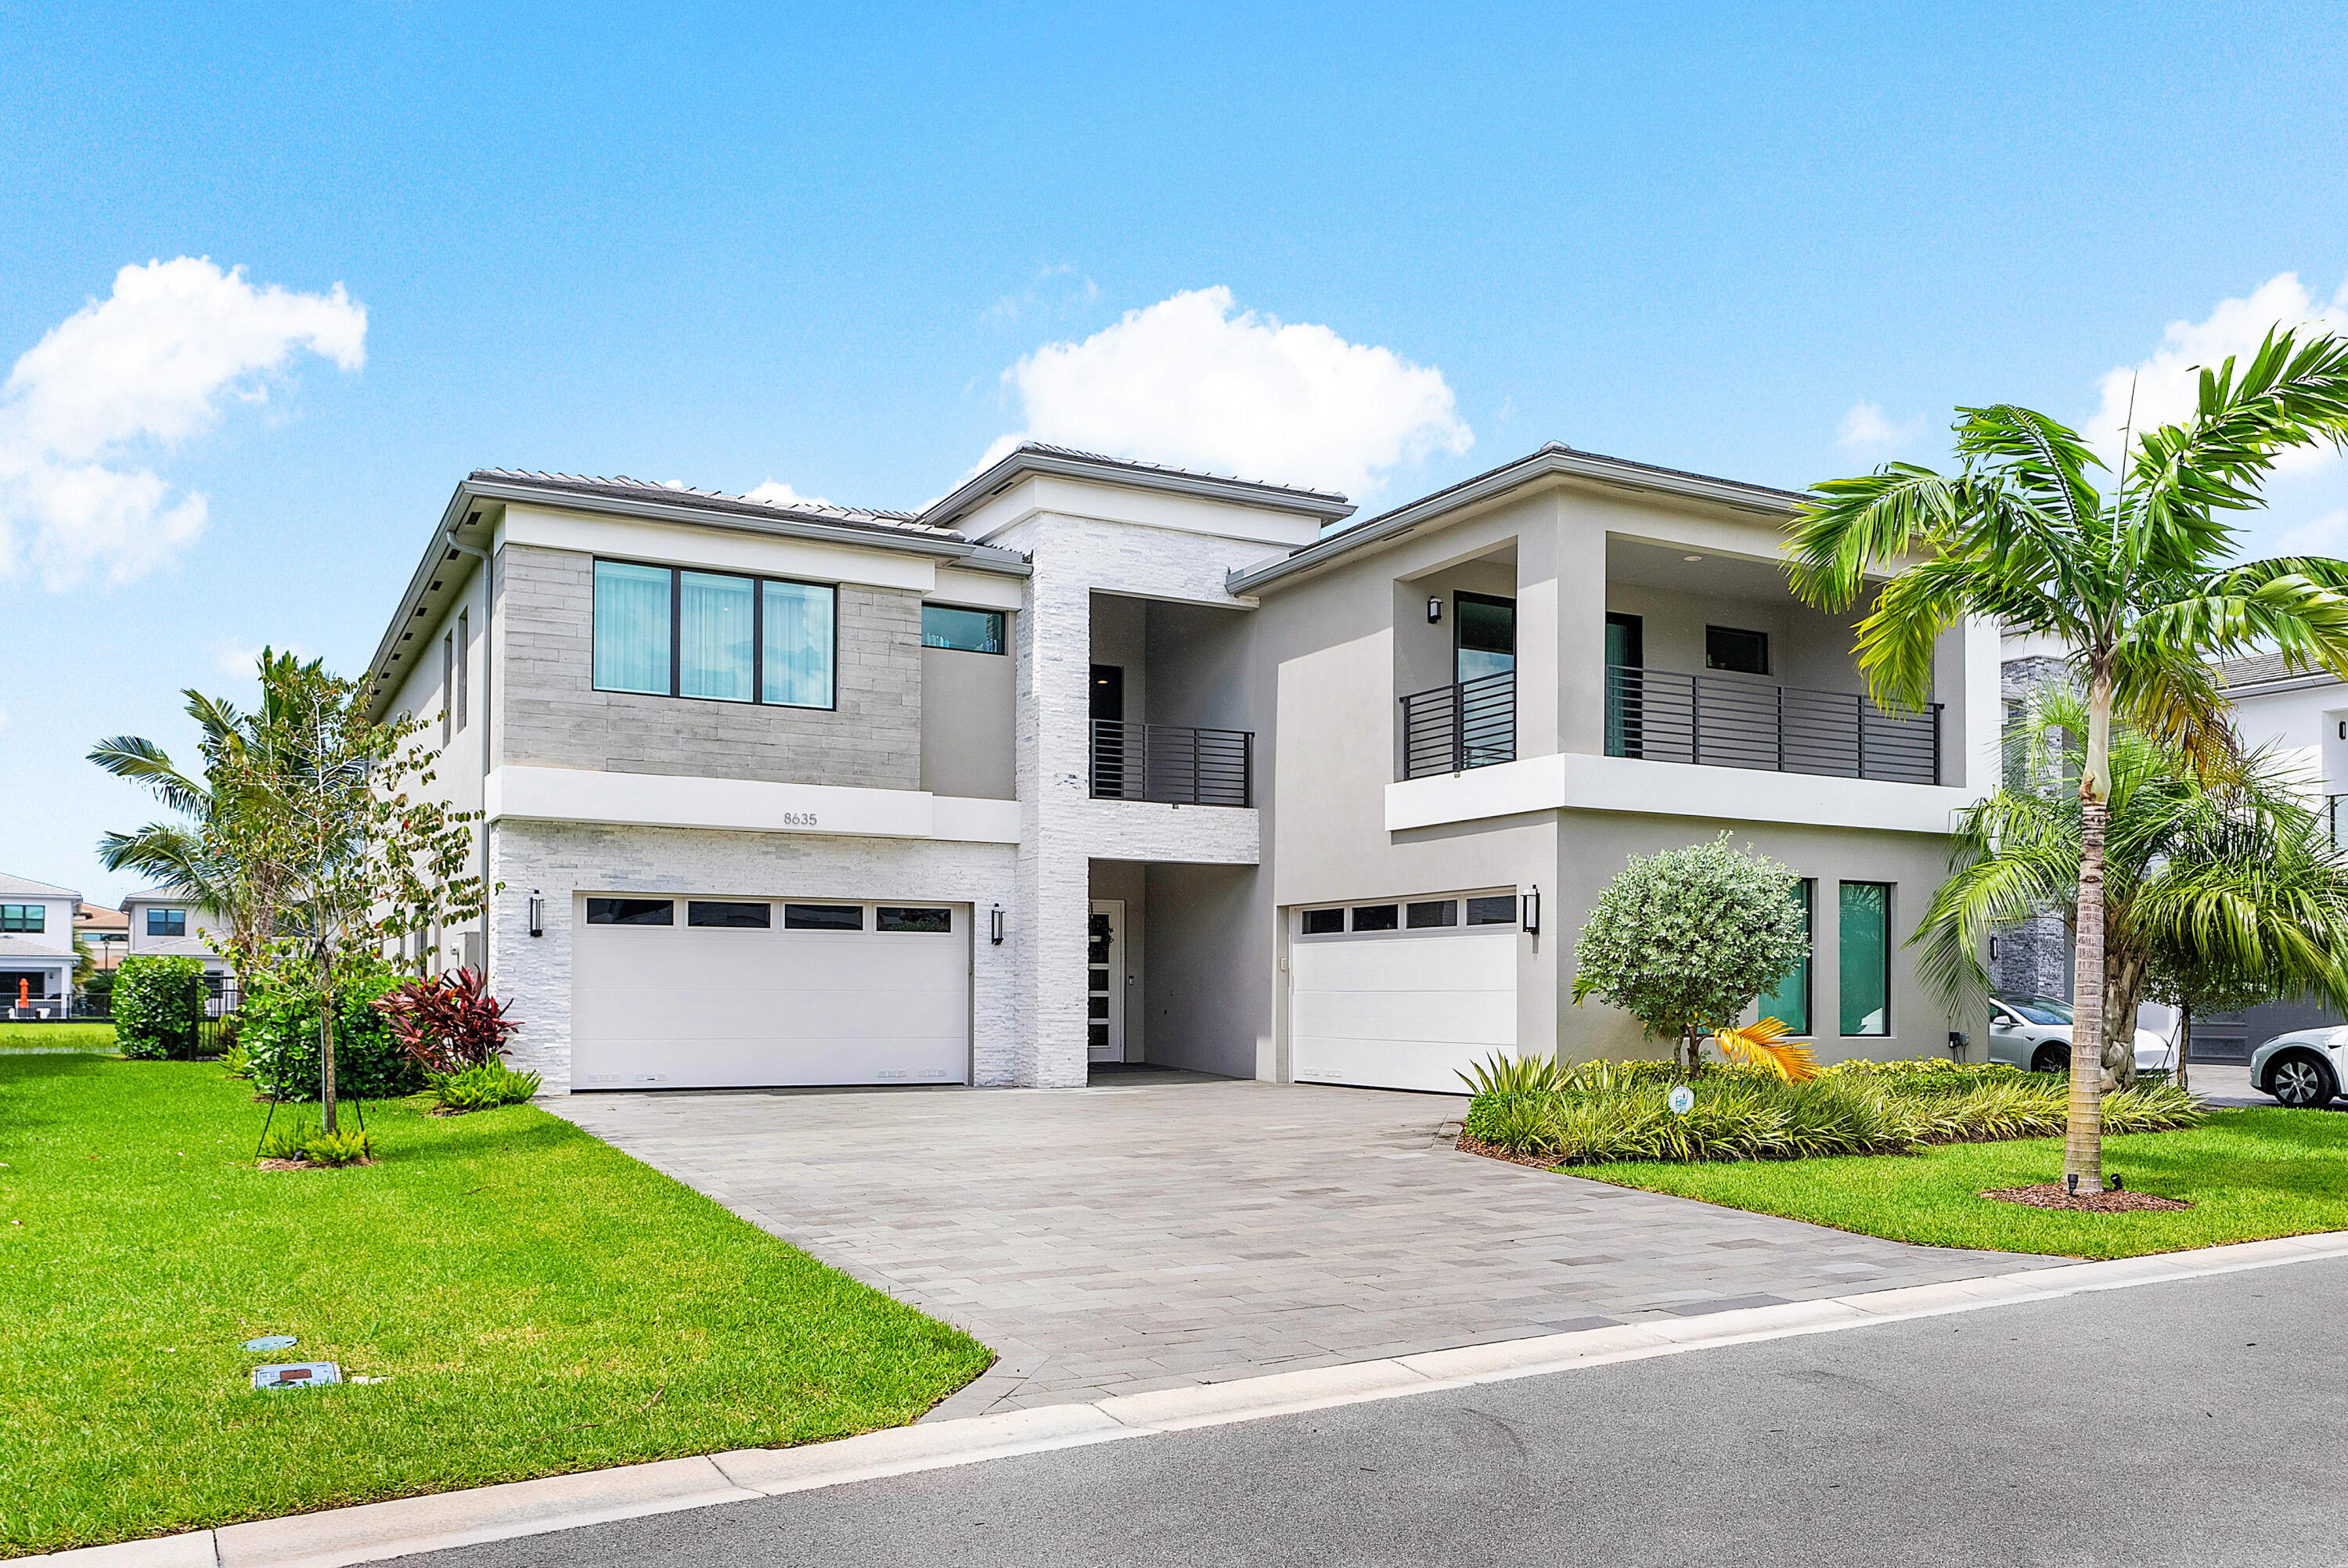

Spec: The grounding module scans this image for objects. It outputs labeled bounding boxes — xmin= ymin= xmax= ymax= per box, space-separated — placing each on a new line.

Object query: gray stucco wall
xmin=496 ymin=543 xmax=924 ymax=789
xmin=920 ymin=645 xmax=1015 ymax=798
xmin=1142 ymin=861 xmax=1264 ymax=1079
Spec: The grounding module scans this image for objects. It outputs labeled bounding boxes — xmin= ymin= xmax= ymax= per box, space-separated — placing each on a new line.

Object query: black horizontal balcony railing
xmin=1089 ymin=720 xmax=1254 ymax=807
xmin=1605 ymin=666 xmax=1941 ymax=785
xmin=1399 ymin=670 xmax=1516 ymax=779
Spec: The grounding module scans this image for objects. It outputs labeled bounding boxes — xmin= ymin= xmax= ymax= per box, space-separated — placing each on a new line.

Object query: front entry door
xmin=1089 ymin=900 xmax=1125 ymax=1063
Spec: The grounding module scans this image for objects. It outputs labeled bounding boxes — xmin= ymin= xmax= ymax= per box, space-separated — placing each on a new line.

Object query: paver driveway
xmin=558 ymin=1071 xmax=2050 ymax=1416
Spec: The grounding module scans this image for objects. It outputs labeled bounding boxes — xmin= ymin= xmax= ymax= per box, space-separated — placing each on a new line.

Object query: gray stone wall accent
xmin=496 ymin=543 xmax=923 ymax=789
xmin=1990 ymin=912 xmax=2070 ymax=1001
xmin=486 ymin=818 xmax=1018 ymax=1095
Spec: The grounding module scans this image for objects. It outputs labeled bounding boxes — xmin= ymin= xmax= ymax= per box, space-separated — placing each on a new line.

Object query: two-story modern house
xmin=366 ymin=442 xmax=1997 ymax=1095
xmin=0 ymin=872 xmax=82 ymax=1017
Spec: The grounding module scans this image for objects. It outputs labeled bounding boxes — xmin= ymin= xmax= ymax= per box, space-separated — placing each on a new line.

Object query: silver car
xmin=1987 ymin=995 xmax=2177 ymax=1075
xmin=2249 ymin=1027 xmax=2346 ymax=1108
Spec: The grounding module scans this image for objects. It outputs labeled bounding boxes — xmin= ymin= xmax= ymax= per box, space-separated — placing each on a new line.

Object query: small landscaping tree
xmin=1572 ymin=836 xmax=1813 ymax=1077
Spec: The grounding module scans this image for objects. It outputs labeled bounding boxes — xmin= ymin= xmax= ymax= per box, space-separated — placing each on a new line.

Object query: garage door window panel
xmin=877 ymin=907 xmax=952 ymax=933
xmin=687 ymin=901 xmax=770 ymax=929
xmin=587 ymin=897 xmax=674 ymax=926
xmin=1351 ymin=904 xmax=1399 ymax=932
xmin=783 ymin=903 xmax=864 ymax=931
xmin=1406 ymin=900 xmax=1458 ymax=929
xmin=1464 ymin=896 xmax=1517 ymax=926
xmin=1300 ymin=908 xmax=1344 ymax=936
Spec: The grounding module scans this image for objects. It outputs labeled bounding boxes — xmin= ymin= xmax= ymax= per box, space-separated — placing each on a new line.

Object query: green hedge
xmin=241 ymin=963 xmax=422 ymax=1102
xmin=1464 ymin=1065 xmax=2203 ymax=1165
xmin=112 ymin=958 xmax=207 ymax=1060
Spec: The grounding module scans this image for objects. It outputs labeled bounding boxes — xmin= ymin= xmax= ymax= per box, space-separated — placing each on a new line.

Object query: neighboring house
xmin=75 ymin=902 xmax=129 ymax=972
xmin=365 ymin=446 xmax=2000 ymax=1095
xmin=120 ymin=890 xmax=233 ymax=980
xmin=0 ymin=872 xmax=82 ymax=1017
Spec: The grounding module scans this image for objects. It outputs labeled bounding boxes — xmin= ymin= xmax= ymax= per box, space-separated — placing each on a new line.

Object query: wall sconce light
xmin=989 ymin=904 xmax=1005 ymax=945
xmin=528 ymin=891 xmax=544 ymax=939
xmin=1522 ymin=886 xmax=1540 ymax=935
xmin=1947 ymin=1030 xmax=1969 ymax=1061
xmin=1988 ymin=935 xmax=1998 ymax=961
xmin=1427 ymin=595 xmax=1442 ymax=624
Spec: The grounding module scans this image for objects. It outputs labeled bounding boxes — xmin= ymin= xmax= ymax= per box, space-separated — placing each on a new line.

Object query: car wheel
xmin=2031 ymin=1041 xmax=2070 ymax=1075
xmin=2269 ymin=1052 xmax=2338 ymax=1109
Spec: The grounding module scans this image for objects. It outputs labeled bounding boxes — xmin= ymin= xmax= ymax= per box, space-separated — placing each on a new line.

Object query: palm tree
xmin=1789 ymin=328 xmax=2348 ymax=1185
xmin=1913 ymin=686 xmax=2348 ymax=1100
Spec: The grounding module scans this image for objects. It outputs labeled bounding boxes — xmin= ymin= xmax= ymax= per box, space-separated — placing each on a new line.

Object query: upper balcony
xmin=1087 ymin=591 xmax=1256 ymax=811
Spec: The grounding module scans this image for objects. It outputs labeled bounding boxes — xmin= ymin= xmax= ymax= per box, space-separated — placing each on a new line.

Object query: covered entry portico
xmin=1088 ymin=857 xmax=1261 ymax=1078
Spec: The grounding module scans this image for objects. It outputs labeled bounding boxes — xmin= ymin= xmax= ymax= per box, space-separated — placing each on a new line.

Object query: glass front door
xmin=1088 ymin=900 xmax=1125 ymax=1062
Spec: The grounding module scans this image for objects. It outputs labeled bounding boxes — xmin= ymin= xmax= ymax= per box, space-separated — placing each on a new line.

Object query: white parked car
xmin=1987 ymin=995 xmax=2177 ymax=1076
xmin=2249 ymin=1027 xmax=2346 ymax=1108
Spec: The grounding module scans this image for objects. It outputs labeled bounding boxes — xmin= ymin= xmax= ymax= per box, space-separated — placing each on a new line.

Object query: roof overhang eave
xmin=922 ymin=447 xmax=1356 ymax=532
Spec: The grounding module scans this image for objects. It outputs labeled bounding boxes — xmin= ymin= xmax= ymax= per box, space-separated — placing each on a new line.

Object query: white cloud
xmin=210 ymin=638 xmax=310 ymax=678
xmin=2083 ymin=272 xmax=2348 ymax=473
xmin=1837 ymin=400 xmax=1925 ymax=458
xmin=985 ymin=286 xmax=1472 ymax=498
xmin=742 ymin=479 xmax=834 ymax=510
xmin=983 ymin=264 xmax=1100 ymax=326
xmin=2276 ymin=507 xmax=2348 ymax=556
xmin=0 ymin=257 xmax=367 ymax=590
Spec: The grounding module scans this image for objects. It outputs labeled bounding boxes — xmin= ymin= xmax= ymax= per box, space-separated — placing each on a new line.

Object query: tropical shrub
xmin=373 ymin=967 xmax=519 ymax=1072
xmin=426 ymin=1061 xmax=542 ymax=1112
xmin=241 ymin=961 xmax=420 ymax=1102
xmin=1464 ymin=1069 xmax=2200 ymax=1165
xmin=257 ymin=1116 xmax=374 ymax=1165
xmin=113 ymin=956 xmax=207 ymax=1060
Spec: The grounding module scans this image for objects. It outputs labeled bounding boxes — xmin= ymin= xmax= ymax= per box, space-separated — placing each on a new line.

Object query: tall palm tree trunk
xmin=2066 ymin=678 xmax=2112 ymax=1189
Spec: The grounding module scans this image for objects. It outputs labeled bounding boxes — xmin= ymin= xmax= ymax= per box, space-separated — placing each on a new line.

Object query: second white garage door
xmin=1289 ymin=893 xmax=1520 ymax=1094
xmin=573 ymin=896 xmax=969 ymax=1089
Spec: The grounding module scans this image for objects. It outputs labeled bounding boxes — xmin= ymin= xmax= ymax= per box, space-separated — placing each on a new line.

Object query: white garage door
xmin=1290 ymin=894 xmax=1519 ymax=1094
xmin=573 ymin=897 xmax=969 ymax=1089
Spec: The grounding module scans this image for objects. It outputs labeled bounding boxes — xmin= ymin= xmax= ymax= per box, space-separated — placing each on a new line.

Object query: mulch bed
xmin=1982 ymin=1182 xmax=2191 ymax=1213
xmin=255 ymin=1157 xmax=376 ymax=1171
xmin=1456 ymin=1131 xmax=1561 ymax=1170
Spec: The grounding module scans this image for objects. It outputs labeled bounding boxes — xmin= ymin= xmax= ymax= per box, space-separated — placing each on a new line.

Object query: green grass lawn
xmin=0 ymin=1055 xmax=991 ymax=1556
xmin=0 ymin=1021 xmax=117 ymax=1052
xmin=1572 ymin=1109 xmax=2348 ymax=1261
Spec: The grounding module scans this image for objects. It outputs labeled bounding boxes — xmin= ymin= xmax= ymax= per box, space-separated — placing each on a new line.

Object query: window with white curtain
xmin=592 ymin=559 xmax=836 ymax=710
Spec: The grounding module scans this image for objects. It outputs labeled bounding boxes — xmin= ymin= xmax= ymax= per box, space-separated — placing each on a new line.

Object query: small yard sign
xmin=250 ymin=1361 xmax=341 ymax=1390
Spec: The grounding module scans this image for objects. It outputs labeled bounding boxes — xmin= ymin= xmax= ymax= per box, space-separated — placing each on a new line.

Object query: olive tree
xmin=1571 ymin=835 xmax=1812 ymax=1077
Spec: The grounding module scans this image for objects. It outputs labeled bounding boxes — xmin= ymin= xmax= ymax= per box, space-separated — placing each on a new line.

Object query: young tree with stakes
xmin=1790 ymin=328 xmax=2348 ymax=1188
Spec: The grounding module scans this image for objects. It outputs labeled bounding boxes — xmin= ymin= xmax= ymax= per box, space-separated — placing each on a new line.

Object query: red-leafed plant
xmin=371 ymin=966 xmax=519 ymax=1073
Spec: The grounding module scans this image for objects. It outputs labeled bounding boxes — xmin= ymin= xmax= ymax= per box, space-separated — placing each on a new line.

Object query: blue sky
xmin=5 ymin=1 xmax=2347 ymax=904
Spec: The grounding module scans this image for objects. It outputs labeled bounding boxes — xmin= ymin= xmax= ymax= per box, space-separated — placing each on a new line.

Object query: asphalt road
xmin=415 ymin=1255 xmax=2348 ymax=1568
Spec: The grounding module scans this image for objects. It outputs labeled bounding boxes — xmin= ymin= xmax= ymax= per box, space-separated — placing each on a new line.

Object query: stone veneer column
xmin=485 ymin=821 xmax=574 ymax=1094
xmin=1011 ymin=520 xmax=1096 ymax=1088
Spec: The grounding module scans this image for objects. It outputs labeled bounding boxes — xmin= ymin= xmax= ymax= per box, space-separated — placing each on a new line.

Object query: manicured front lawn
xmin=0 ymin=1021 xmax=116 ymax=1051
xmin=0 ymin=1056 xmax=990 ymax=1557
xmin=1574 ymin=1109 xmax=2348 ymax=1261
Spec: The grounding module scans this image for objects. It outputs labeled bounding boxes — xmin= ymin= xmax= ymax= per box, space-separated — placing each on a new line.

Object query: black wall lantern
xmin=1522 ymin=886 xmax=1540 ymax=935
xmin=989 ymin=903 xmax=1005 ymax=945
xmin=1427 ymin=595 xmax=1443 ymax=624
xmin=528 ymin=890 xmax=544 ymax=939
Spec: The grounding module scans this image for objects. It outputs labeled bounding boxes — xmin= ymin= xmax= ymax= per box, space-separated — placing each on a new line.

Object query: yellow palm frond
xmin=1713 ymin=1016 xmax=1821 ymax=1082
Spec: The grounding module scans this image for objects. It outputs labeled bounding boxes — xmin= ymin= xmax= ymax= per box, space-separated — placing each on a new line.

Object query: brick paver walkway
xmin=558 ymin=1072 xmax=2051 ymax=1416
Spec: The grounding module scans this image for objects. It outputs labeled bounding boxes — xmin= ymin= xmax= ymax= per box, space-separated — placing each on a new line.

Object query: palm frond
xmin=1713 ymin=1016 xmax=1820 ymax=1082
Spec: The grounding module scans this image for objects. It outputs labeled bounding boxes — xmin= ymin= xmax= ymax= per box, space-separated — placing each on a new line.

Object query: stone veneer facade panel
xmin=488 ymin=818 xmax=1019 ymax=1095
xmin=497 ymin=542 xmax=924 ymax=789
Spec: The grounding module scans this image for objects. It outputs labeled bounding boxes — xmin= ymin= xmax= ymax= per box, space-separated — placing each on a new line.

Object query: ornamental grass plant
xmin=1461 ymin=1057 xmax=2201 ymax=1166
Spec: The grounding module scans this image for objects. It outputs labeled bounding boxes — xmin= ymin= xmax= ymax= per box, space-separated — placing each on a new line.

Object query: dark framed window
xmin=2 ymin=904 xmax=48 ymax=933
xmin=1350 ymin=904 xmax=1399 ymax=933
xmin=1454 ymin=592 xmax=1517 ymax=684
xmin=592 ymin=559 xmax=837 ymax=710
xmin=923 ymin=605 xmax=1006 ymax=654
xmin=456 ymin=609 xmax=470 ymax=730
xmin=143 ymin=908 xmax=182 ymax=937
xmin=1300 ymin=908 xmax=1344 ymax=936
xmin=877 ymin=907 xmax=952 ymax=933
xmin=1406 ymin=900 xmax=1458 ymax=930
xmin=783 ymin=904 xmax=864 ymax=931
xmin=1705 ymin=625 xmax=1770 ymax=675
xmin=688 ymin=901 xmax=770 ymax=929
xmin=586 ymin=897 xmax=674 ymax=926
xmin=1758 ymin=879 xmax=1814 ymax=1037
xmin=1840 ymin=882 xmax=1892 ymax=1036
xmin=1465 ymin=895 xmax=1518 ymax=926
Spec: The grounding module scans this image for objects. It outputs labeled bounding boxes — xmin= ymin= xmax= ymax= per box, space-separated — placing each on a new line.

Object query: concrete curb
xmin=25 ymin=1231 xmax=2348 ymax=1566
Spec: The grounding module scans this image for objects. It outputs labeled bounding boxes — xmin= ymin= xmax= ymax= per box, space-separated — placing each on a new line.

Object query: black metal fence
xmin=1089 ymin=720 xmax=1254 ymax=807
xmin=1605 ymin=667 xmax=1941 ymax=785
xmin=1399 ymin=671 xmax=1517 ymax=779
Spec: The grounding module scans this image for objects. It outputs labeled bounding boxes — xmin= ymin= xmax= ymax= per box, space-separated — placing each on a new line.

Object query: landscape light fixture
xmin=1427 ymin=596 xmax=1443 ymax=624
xmin=528 ymin=891 xmax=544 ymax=939
xmin=2066 ymin=1173 xmax=2080 ymax=1196
xmin=989 ymin=904 xmax=1005 ymax=945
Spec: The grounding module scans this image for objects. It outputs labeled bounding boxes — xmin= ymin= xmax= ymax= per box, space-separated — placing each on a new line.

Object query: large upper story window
xmin=593 ymin=559 xmax=837 ymax=710
xmin=922 ymin=604 xmax=1006 ymax=654
xmin=0 ymin=904 xmax=45 ymax=933
xmin=146 ymin=908 xmax=186 ymax=937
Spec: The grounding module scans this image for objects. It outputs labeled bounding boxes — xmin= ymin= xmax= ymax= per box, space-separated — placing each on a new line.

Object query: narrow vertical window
xmin=762 ymin=579 xmax=836 ymax=708
xmin=1839 ymin=882 xmax=1892 ymax=1037
xmin=593 ymin=561 xmax=673 ymax=694
xmin=679 ymin=571 xmax=755 ymax=701
xmin=1758 ymin=879 xmax=1813 ymax=1036
xmin=456 ymin=609 xmax=470 ymax=731
xmin=441 ymin=632 xmax=454 ymax=745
